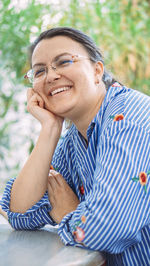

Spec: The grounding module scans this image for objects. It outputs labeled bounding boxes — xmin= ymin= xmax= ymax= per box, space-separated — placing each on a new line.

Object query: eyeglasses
xmin=24 ymin=54 xmax=91 ymax=85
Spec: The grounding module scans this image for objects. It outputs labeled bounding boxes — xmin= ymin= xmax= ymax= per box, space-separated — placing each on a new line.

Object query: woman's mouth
xmin=50 ymin=86 xmax=72 ymax=96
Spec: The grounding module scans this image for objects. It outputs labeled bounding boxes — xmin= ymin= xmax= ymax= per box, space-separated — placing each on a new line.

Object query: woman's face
xmin=31 ymin=36 xmax=104 ymax=121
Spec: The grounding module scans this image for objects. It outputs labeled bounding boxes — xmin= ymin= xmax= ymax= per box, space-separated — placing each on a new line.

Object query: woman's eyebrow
xmin=32 ymin=53 xmax=71 ymax=68
xmin=32 ymin=63 xmax=45 ymax=68
xmin=54 ymin=52 xmax=71 ymax=61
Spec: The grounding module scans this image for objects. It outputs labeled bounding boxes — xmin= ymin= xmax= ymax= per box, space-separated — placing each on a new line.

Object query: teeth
xmin=51 ymin=86 xmax=71 ymax=96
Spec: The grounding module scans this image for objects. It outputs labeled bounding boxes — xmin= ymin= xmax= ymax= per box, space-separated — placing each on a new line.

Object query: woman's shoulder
xmin=101 ymin=85 xmax=150 ymax=136
xmin=124 ymin=88 xmax=150 ymax=131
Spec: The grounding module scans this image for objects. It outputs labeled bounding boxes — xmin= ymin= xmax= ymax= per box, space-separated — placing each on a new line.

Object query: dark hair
xmin=29 ymin=27 xmax=117 ymax=89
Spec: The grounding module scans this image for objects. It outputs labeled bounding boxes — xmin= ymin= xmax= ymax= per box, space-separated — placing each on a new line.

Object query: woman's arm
xmin=1 ymin=135 xmax=74 ymax=230
xmin=10 ymin=88 xmax=63 ymax=213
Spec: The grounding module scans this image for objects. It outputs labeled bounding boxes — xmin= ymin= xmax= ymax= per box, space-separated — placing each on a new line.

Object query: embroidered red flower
xmin=111 ymin=82 xmax=122 ymax=87
xmin=113 ymin=114 xmax=124 ymax=121
xmin=50 ymin=165 xmax=58 ymax=171
xmin=73 ymin=227 xmax=85 ymax=242
xmin=110 ymin=114 xmax=124 ymax=121
xmin=139 ymin=172 xmax=147 ymax=186
xmin=79 ymin=185 xmax=84 ymax=195
xmin=81 ymin=215 xmax=86 ymax=224
xmin=131 ymin=171 xmax=150 ymax=194
xmin=72 ymin=215 xmax=87 ymax=233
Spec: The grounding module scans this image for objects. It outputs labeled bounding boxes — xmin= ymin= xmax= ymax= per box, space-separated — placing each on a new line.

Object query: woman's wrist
xmin=39 ymin=124 xmax=62 ymax=147
xmin=41 ymin=119 xmax=63 ymax=138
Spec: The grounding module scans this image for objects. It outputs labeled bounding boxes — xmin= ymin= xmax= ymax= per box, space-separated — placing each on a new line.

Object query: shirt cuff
xmin=58 ymin=208 xmax=88 ymax=249
xmin=1 ymin=177 xmax=57 ymax=230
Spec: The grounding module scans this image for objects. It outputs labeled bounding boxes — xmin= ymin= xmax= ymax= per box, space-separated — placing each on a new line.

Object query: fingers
xmin=48 ymin=170 xmax=66 ymax=197
xmin=38 ymin=97 xmax=44 ymax=108
xmin=47 ymin=170 xmax=80 ymax=224
xmin=49 ymin=170 xmax=66 ymax=187
xmin=48 ymin=172 xmax=60 ymax=207
xmin=27 ymin=88 xmax=34 ymax=102
xmin=48 ymin=170 xmax=71 ymax=198
xmin=48 ymin=173 xmax=59 ymax=191
xmin=27 ymin=88 xmax=45 ymax=112
xmin=47 ymin=181 xmax=53 ymax=199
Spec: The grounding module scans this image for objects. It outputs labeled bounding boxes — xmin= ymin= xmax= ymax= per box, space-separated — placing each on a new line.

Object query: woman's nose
xmin=33 ymin=68 xmax=61 ymax=92
xmin=46 ymin=67 xmax=61 ymax=83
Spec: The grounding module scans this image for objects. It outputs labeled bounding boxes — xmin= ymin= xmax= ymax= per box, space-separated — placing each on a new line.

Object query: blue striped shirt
xmin=1 ymin=83 xmax=150 ymax=265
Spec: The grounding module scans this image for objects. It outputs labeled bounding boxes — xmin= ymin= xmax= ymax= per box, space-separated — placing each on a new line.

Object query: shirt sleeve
xmin=1 ymin=138 xmax=73 ymax=231
xmin=1 ymin=177 xmax=57 ymax=230
xmin=57 ymin=120 xmax=150 ymax=254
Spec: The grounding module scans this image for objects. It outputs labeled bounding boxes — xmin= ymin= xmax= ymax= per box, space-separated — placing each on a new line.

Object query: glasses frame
xmin=24 ymin=54 xmax=92 ymax=84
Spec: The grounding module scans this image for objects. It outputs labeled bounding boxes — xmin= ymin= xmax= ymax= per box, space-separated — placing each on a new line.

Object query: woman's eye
xmin=34 ymin=69 xmax=45 ymax=77
xmin=58 ymin=60 xmax=73 ymax=66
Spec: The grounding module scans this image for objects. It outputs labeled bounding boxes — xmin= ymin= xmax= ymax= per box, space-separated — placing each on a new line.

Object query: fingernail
xmin=50 ymin=170 xmax=58 ymax=175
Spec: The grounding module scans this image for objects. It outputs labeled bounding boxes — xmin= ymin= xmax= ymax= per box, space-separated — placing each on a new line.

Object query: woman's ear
xmin=94 ymin=61 xmax=104 ymax=84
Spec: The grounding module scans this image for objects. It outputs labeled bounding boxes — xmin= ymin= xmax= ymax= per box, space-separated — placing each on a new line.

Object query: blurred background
xmin=0 ymin=0 xmax=150 ymax=197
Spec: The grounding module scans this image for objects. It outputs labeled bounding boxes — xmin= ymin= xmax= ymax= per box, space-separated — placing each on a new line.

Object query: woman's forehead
xmin=32 ymin=36 xmax=88 ymax=64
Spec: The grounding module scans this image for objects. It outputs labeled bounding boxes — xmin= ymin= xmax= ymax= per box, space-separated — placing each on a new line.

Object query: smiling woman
xmin=1 ymin=27 xmax=150 ymax=266
xmin=26 ymin=34 xmax=107 ymax=129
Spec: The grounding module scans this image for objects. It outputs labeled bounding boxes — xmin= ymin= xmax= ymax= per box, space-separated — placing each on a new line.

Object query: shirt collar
xmin=86 ymin=82 xmax=124 ymax=139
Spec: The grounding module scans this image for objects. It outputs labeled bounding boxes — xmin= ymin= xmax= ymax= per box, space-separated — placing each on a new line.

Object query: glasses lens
xmin=32 ymin=66 xmax=46 ymax=84
xmin=26 ymin=55 xmax=74 ymax=84
xmin=53 ymin=55 xmax=73 ymax=69
xmin=26 ymin=69 xmax=34 ymax=84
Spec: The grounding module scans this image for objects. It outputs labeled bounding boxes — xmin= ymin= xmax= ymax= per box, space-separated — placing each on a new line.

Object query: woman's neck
xmin=73 ymin=85 xmax=106 ymax=140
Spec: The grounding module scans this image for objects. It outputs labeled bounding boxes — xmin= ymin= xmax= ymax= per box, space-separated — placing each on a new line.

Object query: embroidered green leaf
xmin=72 ymin=225 xmax=76 ymax=231
xmin=131 ymin=177 xmax=139 ymax=182
xmin=147 ymin=171 xmax=150 ymax=175
xmin=109 ymin=115 xmax=114 ymax=119
xmin=144 ymin=185 xmax=147 ymax=194
xmin=75 ymin=220 xmax=81 ymax=227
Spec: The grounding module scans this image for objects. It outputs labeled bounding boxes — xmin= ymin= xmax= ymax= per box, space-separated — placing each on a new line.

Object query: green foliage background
xmin=0 ymin=0 xmax=150 ymax=192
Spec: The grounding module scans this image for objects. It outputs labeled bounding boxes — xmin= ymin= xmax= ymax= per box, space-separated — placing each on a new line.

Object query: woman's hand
xmin=48 ymin=170 xmax=80 ymax=224
xmin=27 ymin=88 xmax=64 ymax=130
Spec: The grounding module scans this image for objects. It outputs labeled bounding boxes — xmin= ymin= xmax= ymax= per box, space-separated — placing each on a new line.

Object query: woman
xmin=1 ymin=27 xmax=150 ymax=265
